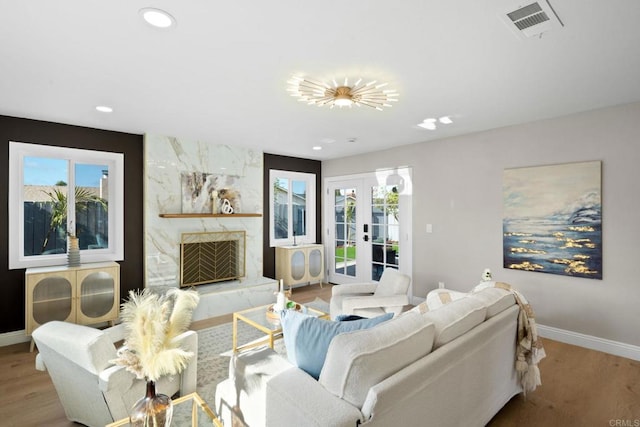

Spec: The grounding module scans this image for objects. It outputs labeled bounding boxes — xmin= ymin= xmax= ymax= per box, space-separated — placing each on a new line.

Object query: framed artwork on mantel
xmin=181 ymin=172 xmax=242 ymax=214
xmin=502 ymin=161 xmax=602 ymax=279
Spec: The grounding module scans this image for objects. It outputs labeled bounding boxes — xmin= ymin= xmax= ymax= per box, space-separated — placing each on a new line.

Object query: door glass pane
xmin=371 ymin=184 xmax=400 ymax=281
xmin=273 ymin=177 xmax=289 ymax=239
xmin=335 ymin=240 xmax=345 ymax=274
xmin=334 ymin=188 xmax=357 ymax=277
xmin=23 ymin=157 xmax=69 ymax=256
xmin=75 ymin=163 xmax=109 ymax=250
xmin=291 ymin=180 xmax=306 ymax=239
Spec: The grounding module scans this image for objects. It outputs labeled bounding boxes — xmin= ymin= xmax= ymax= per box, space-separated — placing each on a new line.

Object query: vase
xmin=67 ymin=236 xmax=81 ymax=267
xmin=129 ymin=380 xmax=173 ymax=427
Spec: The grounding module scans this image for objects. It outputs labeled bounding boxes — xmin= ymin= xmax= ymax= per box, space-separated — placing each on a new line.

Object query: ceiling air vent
xmin=500 ymin=0 xmax=563 ymax=39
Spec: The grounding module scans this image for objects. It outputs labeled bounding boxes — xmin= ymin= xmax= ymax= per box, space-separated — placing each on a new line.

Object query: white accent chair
xmin=330 ymin=268 xmax=411 ymax=319
xmin=32 ymin=321 xmax=198 ymax=427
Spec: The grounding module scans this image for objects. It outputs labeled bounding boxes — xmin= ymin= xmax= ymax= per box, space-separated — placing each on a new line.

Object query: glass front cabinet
xmin=26 ymin=262 xmax=120 ymax=338
xmin=275 ymin=244 xmax=324 ymax=288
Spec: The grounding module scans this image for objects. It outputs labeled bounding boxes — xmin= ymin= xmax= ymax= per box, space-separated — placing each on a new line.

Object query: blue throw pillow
xmin=280 ymin=310 xmax=393 ymax=379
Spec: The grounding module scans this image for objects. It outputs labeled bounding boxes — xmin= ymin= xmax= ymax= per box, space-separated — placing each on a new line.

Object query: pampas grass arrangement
xmin=112 ymin=287 xmax=200 ymax=382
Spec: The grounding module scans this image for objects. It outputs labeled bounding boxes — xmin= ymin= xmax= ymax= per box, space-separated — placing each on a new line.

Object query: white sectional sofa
xmin=215 ymin=288 xmax=523 ymax=427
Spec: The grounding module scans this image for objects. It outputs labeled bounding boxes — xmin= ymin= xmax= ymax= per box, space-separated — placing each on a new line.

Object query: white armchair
xmin=32 ymin=321 xmax=197 ymax=427
xmin=330 ymin=268 xmax=411 ymax=319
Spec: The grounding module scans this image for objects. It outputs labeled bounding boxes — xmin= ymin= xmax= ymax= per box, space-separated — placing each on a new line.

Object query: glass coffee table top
xmin=106 ymin=392 xmax=221 ymax=427
xmin=232 ymin=302 xmax=329 ymax=352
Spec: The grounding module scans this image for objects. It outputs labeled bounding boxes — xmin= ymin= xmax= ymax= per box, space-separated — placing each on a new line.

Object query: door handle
xmin=363 ymin=235 xmax=369 ymax=242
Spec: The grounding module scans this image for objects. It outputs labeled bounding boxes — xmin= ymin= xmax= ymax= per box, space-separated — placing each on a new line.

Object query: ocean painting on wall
xmin=503 ymin=161 xmax=602 ymax=279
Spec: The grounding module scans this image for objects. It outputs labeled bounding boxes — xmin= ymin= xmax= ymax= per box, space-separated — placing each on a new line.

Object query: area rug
xmin=190 ymin=298 xmax=330 ymax=413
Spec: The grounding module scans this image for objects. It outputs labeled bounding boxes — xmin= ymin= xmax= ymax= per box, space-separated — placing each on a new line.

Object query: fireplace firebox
xmin=180 ymin=231 xmax=246 ymax=287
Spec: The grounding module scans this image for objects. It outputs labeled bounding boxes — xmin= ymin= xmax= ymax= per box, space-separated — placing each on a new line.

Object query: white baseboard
xmin=0 ymin=329 xmax=30 ymax=347
xmin=537 ymin=324 xmax=640 ymax=361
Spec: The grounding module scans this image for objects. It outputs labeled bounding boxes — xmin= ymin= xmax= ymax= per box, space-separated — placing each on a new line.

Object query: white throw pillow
xmin=422 ymin=297 xmax=487 ymax=348
xmin=469 ymin=287 xmax=515 ymax=318
xmin=406 ymin=300 xmax=429 ymax=314
xmin=319 ymin=312 xmax=435 ymax=408
xmin=425 ymin=288 xmax=468 ymax=310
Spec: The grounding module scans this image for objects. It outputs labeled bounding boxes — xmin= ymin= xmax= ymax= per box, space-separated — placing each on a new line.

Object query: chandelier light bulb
xmin=418 ymin=116 xmax=454 ymax=130
xmin=335 ymin=99 xmax=353 ymax=107
xmin=334 ymin=87 xmax=354 ymax=107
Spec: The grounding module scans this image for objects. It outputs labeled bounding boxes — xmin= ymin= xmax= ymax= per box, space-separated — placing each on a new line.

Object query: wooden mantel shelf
xmin=159 ymin=213 xmax=262 ymax=218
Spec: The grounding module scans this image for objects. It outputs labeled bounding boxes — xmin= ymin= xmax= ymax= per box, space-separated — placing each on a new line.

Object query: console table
xmin=25 ymin=262 xmax=120 ymax=351
xmin=275 ymin=244 xmax=324 ymax=289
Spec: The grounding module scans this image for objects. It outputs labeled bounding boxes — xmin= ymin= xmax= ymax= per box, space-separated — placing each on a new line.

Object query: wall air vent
xmin=500 ymin=0 xmax=563 ymax=39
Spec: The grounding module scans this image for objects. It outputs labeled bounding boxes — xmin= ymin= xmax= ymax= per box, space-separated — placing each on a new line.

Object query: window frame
xmin=9 ymin=141 xmax=124 ymax=269
xmin=269 ymin=169 xmax=316 ymax=247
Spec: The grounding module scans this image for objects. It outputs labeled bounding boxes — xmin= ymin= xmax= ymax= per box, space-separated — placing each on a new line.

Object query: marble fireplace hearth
xmin=190 ymin=277 xmax=279 ymax=321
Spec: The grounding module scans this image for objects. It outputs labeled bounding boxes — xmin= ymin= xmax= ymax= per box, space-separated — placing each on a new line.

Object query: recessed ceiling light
xmin=418 ymin=116 xmax=453 ymax=130
xmin=418 ymin=118 xmax=436 ymax=130
xmin=96 ymin=105 xmax=113 ymax=113
xmin=312 ymin=146 xmax=322 ymax=151
xmin=139 ymin=8 xmax=176 ymax=28
xmin=417 ymin=122 xmax=436 ymax=130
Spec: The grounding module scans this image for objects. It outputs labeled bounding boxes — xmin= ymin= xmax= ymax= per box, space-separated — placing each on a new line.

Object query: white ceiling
xmin=2 ymin=1 xmax=640 ymax=161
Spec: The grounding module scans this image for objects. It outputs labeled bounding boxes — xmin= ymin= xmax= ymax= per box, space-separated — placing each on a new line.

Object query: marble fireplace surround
xmin=144 ymin=134 xmax=277 ymax=320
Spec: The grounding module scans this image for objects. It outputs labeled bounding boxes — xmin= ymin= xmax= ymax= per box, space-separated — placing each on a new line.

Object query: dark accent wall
xmin=262 ymin=153 xmax=322 ymax=279
xmin=0 ymin=115 xmax=144 ymax=334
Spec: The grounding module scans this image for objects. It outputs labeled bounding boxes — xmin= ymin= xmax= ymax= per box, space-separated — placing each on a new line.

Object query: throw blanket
xmin=473 ymin=281 xmax=546 ymax=394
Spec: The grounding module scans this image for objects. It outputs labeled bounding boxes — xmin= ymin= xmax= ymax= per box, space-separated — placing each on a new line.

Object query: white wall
xmin=323 ymin=102 xmax=640 ymax=348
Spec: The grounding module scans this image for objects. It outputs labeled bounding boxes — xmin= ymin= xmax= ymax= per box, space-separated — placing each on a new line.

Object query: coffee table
xmin=106 ymin=392 xmax=222 ymax=427
xmin=233 ymin=302 xmax=329 ymax=352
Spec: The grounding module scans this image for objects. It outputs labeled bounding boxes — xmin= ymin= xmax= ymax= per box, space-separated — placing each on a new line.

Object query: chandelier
xmin=287 ymin=75 xmax=399 ymax=111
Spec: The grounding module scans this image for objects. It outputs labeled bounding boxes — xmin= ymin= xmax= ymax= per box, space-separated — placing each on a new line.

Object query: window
xmin=9 ymin=141 xmax=124 ymax=269
xmin=269 ymin=170 xmax=316 ymax=247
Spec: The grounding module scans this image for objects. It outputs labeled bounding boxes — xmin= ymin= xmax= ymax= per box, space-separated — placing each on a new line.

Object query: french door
xmin=325 ymin=169 xmax=412 ymax=287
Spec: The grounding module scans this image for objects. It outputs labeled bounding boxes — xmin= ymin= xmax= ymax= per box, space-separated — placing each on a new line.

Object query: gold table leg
xmin=232 ymin=313 xmax=238 ymax=352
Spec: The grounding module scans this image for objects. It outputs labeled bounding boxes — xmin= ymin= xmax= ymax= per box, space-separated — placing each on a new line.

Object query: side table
xmin=105 ymin=392 xmax=222 ymax=427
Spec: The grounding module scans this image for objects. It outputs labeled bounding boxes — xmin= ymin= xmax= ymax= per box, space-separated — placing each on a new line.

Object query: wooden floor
xmin=1 ymin=283 xmax=639 ymax=426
